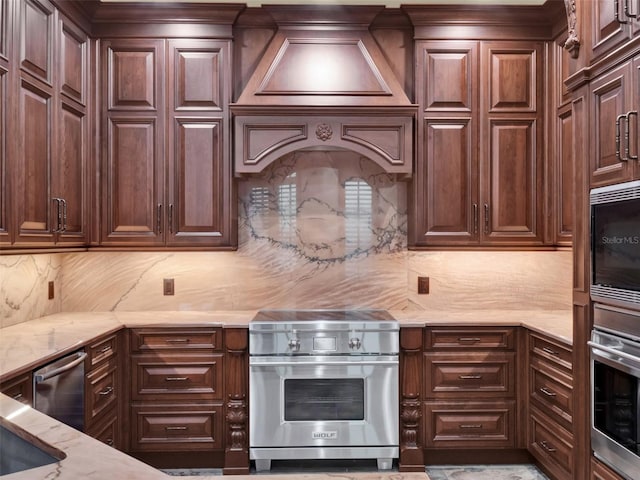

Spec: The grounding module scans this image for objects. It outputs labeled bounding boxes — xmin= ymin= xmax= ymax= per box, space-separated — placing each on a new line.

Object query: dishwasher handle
xmin=34 ymin=352 xmax=87 ymax=383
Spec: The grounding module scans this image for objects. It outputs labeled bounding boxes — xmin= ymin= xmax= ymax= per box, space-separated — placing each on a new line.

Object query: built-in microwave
xmin=590 ymin=180 xmax=640 ymax=310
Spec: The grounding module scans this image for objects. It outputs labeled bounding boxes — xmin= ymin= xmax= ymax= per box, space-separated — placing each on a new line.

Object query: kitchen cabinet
xmin=412 ymin=40 xmax=545 ymax=247
xmin=11 ymin=0 xmax=88 ymax=247
xmin=526 ymin=331 xmax=574 ymax=480
xmin=0 ymin=372 xmax=33 ymax=406
xmin=591 ymin=456 xmax=626 ymax=480
xmin=423 ymin=327 xmax=518 ymax=449
xmin=589 ymin=55 xmax=640 ymax=187
xmin=84 ymin=332 xmax=122 ymax=450
xmin=127 ymin=327 xmax=225 ymax=468
xmin=587 ymin=0 xmax=640 ymax=62
xmin=100 ymin=38 xmax=234 ymax=248
xmin=0 ymin=0 xmax=12 ymax=246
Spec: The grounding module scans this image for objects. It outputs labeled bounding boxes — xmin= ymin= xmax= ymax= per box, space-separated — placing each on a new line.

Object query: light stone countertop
xmin=0 ymin=308 xmax=572 ymax=480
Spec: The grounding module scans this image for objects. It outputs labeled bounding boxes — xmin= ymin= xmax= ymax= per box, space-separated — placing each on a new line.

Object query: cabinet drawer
xmin=131 ymin=328 xmax=221 ymax=352
xmin=131 ymin=354 xmax=223 ymax=400
xmin=529 ymin=407 xmax=573 ymax=480
xmin=87 ymin=333 xmax=119 ymax=369
xmin=0 ymin=373 xmax=33 ymax=405
xmin=529 ymin=332 xmax=572 ymax=373
xmin=425 ymin=327 xmax=515 ymax=350
xmin=591 ymin=456 xmax=626 ymax=480
xmin=529 ymin=358 xmax=573 ymax=426
xmin=424 ymin=352 xmax=515 ymax=398
xmin=86 ymin=358 xmax=118 ymax=422
xmin=424 ymin=401 xmax=515 ymax=448
xmin=86 ymin=410 xmax=120 ymax=449
xmin=131 ymin=404 xmax=223 ymax=452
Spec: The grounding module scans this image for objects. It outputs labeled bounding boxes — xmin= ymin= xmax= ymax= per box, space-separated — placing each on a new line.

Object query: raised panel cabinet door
xmin=417 ymin=40 xmax=477 ymax=113
xmin=0 ymin=65 xmax=8 ymax=245
xmin=591 ymin=457 xmax=626 ymax=480
xmin=415 ymin=117 xmax=478 ymax=245
xmin=589 ymin=61 xmax=634 ymax=187
xmin=59 ymin=14 xmax=86 ymax=105
xmin=589 ymin=0 xmax=631 ymax=62
xmin=19 ymin=0 xmax=54 ymax=86
xmin=555 ymin=105 xmax=574 ymax=246
xmin=481 ymin=118 xmax=544 ymax=244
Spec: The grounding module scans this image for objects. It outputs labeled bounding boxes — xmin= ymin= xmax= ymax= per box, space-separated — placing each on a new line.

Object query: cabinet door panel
xmin=20 ymin=0 xmax=54 ymax=85
xmin=59 ymin=15 xmax=86 ymax=105
xmin=0 ymin=1 xmax=9 ymax=61
xmin=589 ymin=0 xmax=630 ymax=61
xmin=417 ymin=118 xmax=477 ymax=245
xmin=0 ymin=66 xmax=8 ymax=244
xmin=102 ymin=117 xmax=163 ymax=244
xmin=16 ymin=79 xmax=53 ymax=242
xmin=555 ymin=106 xmax=573 ymax=246
xmin=173 ymin=46 xmax=223 ymax=110
xmin=483 ymin=118 xmax=542 ymax=243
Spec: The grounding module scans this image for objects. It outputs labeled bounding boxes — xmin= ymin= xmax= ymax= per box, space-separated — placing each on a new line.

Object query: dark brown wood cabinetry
xmin=412 ymin=40 xmax=546 ymax=247
xmin=127 ymin=327 xmax=225 ymax=468
xmin=0 ymin=0 xmax=12 ymax=246
xmin=591 ymin=456 xmax=626 ymax=480
xmin=85 ymin=332 xmax=122 ymax=449
xmin=100 ymin=38 xmax=234 ymax=248
xmin=586 ymin=0 xmax=640 ymax=62
xmin=0 ymin=372 xmax=33 ymax=406
xmin=526 ymin=331 xmax=574 ymax=480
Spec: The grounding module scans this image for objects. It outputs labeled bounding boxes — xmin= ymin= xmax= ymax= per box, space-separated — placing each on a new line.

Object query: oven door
xmin=589 ymin=331 xmax=640 ymax=480
xmin=249 ymin=355 xmax=398 ymax=449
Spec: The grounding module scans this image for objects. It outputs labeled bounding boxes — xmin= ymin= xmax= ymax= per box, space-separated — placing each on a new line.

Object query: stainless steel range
xmin=249 ymin=309 xmax=399 ymax=472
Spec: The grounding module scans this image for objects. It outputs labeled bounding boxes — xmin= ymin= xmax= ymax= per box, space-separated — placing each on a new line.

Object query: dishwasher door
xmin=33 ymin=350 xmax=87 ymax=432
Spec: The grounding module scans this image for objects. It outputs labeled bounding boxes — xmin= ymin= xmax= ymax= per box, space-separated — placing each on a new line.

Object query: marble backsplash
xmin=0 ymin=151 xmax=572 ymax=327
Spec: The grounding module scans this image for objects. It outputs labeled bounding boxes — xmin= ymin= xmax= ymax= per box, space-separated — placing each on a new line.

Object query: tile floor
xmin=425 ymin=465 xmax=550 ymax=480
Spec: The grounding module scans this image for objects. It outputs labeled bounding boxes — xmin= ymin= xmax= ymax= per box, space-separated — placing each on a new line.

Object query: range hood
xmin=232 ymin=6 xmax=417 ymax=176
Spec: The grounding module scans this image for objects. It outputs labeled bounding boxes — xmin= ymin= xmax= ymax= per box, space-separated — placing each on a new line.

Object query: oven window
xmin=594 ymin=360 xmax=640 ymax=455
xmin=284 ymin=379 xmax=364 ymax=421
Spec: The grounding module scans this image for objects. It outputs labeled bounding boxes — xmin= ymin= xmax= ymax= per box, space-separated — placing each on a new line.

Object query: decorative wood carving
xmin=399 ymin=327 xmax=424 ymax=472
xmin=563 ymin=0 xmax=580 ymax=59
xmin=223 ymin=328 xmax=249 ymax=475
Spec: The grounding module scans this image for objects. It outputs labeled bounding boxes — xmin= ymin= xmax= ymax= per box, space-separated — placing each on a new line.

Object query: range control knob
xmin=348 ymin=338 xmax=362 ymax=350
xmin=288 ymin=338 xmax=301 ymax=352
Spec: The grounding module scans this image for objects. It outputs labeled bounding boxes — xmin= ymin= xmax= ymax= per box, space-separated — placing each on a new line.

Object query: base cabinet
xmin=591 ymin=456 xmax=626 ymax=480
xmin=0 ymin=373 xmax=33 ymax=406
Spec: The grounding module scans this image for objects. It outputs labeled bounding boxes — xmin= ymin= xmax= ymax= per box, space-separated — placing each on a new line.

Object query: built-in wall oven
xmin=249 ymin=310 xmax=399 ymax=472
xmin=589 ymin=304 xmax=640 ymax=480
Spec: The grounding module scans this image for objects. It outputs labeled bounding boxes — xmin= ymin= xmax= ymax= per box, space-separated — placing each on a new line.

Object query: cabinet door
xmin=554 ymin=105 xmax=574 ymax=246
xmin=591 ymin=457 xmax=626 ymax=480
xmin=589 ymin=61 xmax=635 ymax=187
xmin=0 ymin=0 xmax=10 ymax=246
xmin=588 ymin=0 xmax=632 ymax=61
xmin=101 ymin=39 xmax=165 ymax=246
xmin=480 ymin=42 xmax=544 ymax=245
xmin=166 ymin=40 xmax=233 ymax=247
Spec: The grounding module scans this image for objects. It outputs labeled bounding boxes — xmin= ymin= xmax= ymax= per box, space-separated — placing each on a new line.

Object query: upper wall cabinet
xmin=10 ymin=0 xmax=88 ymax=248
xmin=411 ymin=40 xmax=545 ymax=248
xmin=0 ymin=0 xmax=12 ymax=246
xmin=100 ymin=38 xmax=235 ymax=248
xmin=587 ymin=0 xmax=640 ymax=62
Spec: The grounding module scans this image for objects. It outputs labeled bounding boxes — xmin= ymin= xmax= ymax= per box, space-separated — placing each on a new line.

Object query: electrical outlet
xmin=48 ymin=281 xmax=55 ymax=300
xmin=163 ymin=278 xmax=175 ymax=296
xmin=418 ymin=276 xmax=429 ymax=294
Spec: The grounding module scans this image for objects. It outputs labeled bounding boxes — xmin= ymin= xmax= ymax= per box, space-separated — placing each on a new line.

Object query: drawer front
xmin=86 ymin=359 xmax=118 ymax=422
xmin=424 ymin=401 xmax=515 ymax=448
xmin=529 ymin=359 xmax=573 ymax=425
xmin=131 ymin=404 xmax=223 ymax=452
xmin=425 ymin=328 xmax=514 ymax=350
xmin=87 ymin=333 xmax=119 ymax=369
xmin=86 ymin=411 xmax=120 ymax=449
xmin=0 ymin=374 xmax=33 ymax=405
xmin=529 ymin=407 xmax=573 ymax=480
xmin=591 ymin=457 xmax=626 ymax=480
xmin=132 ymin=354 xmax=223 ymax=400
xmin=131 ymin=328 xmax=220 ymax=352
xmin=529 ymin=332 xmax=572 ymax=373
xmin=424 ymin=352 xmax=515 ymax=398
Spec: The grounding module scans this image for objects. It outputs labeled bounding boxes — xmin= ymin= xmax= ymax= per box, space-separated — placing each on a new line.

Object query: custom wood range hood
xmin=231 ymin=6 xmax=417 ymax=176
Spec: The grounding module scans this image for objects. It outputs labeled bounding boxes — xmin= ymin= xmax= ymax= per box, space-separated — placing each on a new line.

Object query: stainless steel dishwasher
xmin=33 ymin=350 xmax=87 ymax=431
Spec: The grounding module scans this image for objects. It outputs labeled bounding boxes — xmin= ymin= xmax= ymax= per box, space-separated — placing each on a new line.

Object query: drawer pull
xmin=459 ymin=424 xmax=483 ymax=429
xmin=459 ymin=374 xmax=482 ymax=380
xmin=99 ymin=345 xmax=112 ymax=353
xmin=458 ymin=337 xmax=481 ymax=343
xmin=540 ymin=440 xmax=557 ymax=453
xmin=165 ymin=338 xmax=190 ymax=344
xmin=165 ymin=426 xmax=188 ymax=431
xmin=165 ymin=377 xmax=188 ymax=382
xmin=539 ymin=387 xmax=557 ymax=397
xmin=542 ymin=347 xmax=558 ymax=356
xmin=105 ymin=438 xmax=114 ymax=446
xmin=99 ymin=386 xmax=114 ymax=396
xmin=11 ymin=393 xmax=23 ymax=400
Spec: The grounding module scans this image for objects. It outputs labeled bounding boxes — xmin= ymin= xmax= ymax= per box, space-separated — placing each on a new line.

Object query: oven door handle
xmin=588 ymin=341 xmax=640 ymax=369
xmin=249 ymin=360 xmax=398 ymax=367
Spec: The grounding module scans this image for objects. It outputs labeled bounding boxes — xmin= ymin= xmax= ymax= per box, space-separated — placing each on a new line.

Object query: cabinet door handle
xmin=627 ymin=111 xmax=638 ymax=160
xmin=540 ymin=387 xmax=557 ymax=397
xmin=99 ymin=345 xmax=112 ymax=354
xmin=168 ymin=204 xmax=174 ymax=234
xmin=539 ymin=440 xmax=557 ymax=453
xmin=105 ymin=438 xmax=114 ymax=446
xmin=542 ymin=346 xmax=558 ymax=356
xmin=60 ymin=198 xmax=67 ymax=233
xmin=165 ymin=338 xmax=190 ymax=344
xmin=624 ymin=0 xmax=637 ymax=19
xmin=99 ymin=386 xmax=114 ymax=396
xmin=616 ymin=113 xmax=627 ymax=161
xmin=473 ymin=203 xmax=478 ymax=234
xmin=483 ymin=204 xmax=489 ymax=234
xmin=165 ymin=377 xmax=188 ymax=382
xmin=459 ymin=374 xmax=483 ymax=380
xmin=616 ymin=0 xmax=629 ymax=23
xmin=165 ymin=426 xmax=188 ymax=431
xmin=459 ymin=424 xmax=483 ymax=429
xmin=157 ymin=204 xmax=162 ymax=234
xmin=11 ymin=393 xmax=23 ymax=400
xmin=52 ymin=198 xmax=62 ymax=233
xmin=458 ymin=337 xmax=481 ymax=344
